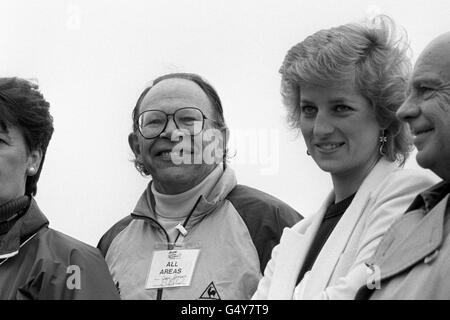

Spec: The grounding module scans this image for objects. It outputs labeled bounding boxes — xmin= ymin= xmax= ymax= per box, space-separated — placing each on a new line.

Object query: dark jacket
xmin=0 ymin=199 xmax=120 ymax=300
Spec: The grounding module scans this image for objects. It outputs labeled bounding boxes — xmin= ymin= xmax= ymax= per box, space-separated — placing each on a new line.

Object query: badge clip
xmin=175 ymin=224 xmax=188 ymax=236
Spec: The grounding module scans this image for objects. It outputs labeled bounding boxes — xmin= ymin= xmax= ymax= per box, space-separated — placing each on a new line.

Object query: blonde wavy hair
xmin=280 ymin=15 xmax=413 ymax=165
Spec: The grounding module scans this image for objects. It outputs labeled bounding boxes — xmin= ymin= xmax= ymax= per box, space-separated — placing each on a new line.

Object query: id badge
xmin=145 ymin=243 xmax=201 ymax=289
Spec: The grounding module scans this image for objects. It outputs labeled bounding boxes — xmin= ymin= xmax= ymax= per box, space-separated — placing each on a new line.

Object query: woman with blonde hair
xmin=253 ymin=16 xmax=436 ymax=300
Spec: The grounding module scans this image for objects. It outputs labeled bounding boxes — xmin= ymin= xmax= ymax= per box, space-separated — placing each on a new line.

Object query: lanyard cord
xmin=173 ymin=195 xmax=203 ymax=245
xmin=0 ymin=232 xmax=39 ymax=267
xmin=148 ymin=182 xmax=202 ymax=246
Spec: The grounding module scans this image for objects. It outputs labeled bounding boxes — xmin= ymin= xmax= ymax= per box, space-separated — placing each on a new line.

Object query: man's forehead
xmin=414 ymin=33 xmax=450 ymax=81
xmin=141 ymin=78 xmax=211 ymax=108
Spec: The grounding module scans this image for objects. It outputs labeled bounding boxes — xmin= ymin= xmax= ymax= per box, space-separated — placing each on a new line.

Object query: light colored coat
xmin=253 ymin=159 xmax=436 ymax=300
xmin=358 ymin=192 xmax=450 ymax=299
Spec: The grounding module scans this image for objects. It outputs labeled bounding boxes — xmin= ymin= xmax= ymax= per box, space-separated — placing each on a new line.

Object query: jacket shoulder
xmin=226 ymin=184 xmax=302 ymax=226
xmin=39 ymin=228 xmax=110 ymax=264
xmin=374 ymin=167 xmax=438 ymax=199
xmin=43 ymin=228 xmax=103 ymax=257
xmin=97 ymin=215 xmax=134 ymax=257
xmin=226 ymin=184 xmax=302 ymax=218
xmin=387 ymin=166 xmax=437 ymax=181
xmin=26 ymin=228 xmax=120 ymax=299
xmin=225 ymin=184 xmax=302 ymax=272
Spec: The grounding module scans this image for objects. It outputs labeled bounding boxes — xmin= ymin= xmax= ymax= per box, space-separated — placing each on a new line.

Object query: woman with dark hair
xmin=253 ymin=16 xmax=436 ymax=299
xmin=0 ymin=77 xmax=119 ymax=299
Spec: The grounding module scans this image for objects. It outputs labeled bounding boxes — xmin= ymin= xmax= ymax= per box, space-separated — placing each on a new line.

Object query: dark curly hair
xmin=279 ymin=15 xmax=413 ymax=165
xmin=0 ymin=77 xmax=54 ymax=196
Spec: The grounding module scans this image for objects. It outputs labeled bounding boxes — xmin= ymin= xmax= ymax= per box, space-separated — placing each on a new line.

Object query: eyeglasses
xmin=137 ymin=107 xmax=219 ymax=139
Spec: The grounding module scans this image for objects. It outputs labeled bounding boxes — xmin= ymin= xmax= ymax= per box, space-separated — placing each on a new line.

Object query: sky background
xmin=0 ymin=0 xmax=448 ymax=246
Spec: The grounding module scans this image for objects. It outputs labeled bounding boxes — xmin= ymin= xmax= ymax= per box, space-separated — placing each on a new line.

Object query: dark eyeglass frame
xmin=137 ymin=107 xmax=220 ymax=139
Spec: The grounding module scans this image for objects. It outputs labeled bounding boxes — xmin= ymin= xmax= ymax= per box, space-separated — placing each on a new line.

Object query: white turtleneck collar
xmin=151 ymin=165 xmax=224 ymax=220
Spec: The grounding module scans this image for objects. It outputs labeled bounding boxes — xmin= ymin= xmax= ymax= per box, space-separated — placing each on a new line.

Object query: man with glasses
xmin=98 ymin=73 xmax=301 ymax=300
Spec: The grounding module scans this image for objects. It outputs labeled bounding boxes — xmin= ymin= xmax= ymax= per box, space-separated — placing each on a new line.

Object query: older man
xmin=98 ymin=73 xmax=301 ymax=300
xmin=356 ymin=32 xmax=450 ymax=299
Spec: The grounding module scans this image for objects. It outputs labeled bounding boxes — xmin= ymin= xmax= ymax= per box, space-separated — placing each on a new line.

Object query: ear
xmin=27 ymin=149 xmax=43 ymax=176
xmin=128 ymin=132 xmax=142 ymax=161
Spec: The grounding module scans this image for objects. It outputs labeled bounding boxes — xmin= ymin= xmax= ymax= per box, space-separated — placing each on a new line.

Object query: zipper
xmin=130 ymin=195 xmax=202 ymax=300
xmin=131 ymin=213 xmax=170 ymax=300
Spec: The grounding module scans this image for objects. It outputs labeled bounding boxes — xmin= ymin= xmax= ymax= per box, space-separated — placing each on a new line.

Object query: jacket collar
xmin=404 ymin=180 xmax=450 ymax=212
xmin=304 ymin=158 xmax=398 ymax=297
xmin=268 ymin=158 xmax=398 ymax=299
xmin=366 ymin=191 xmax=448 ymax=282
xmin=267 ymin=208 xmax=326 ymax=299
xmin=132 ymin=166 xmax=237 ymax=228
xmin=0 ymin=198 xmax=49 ymax=259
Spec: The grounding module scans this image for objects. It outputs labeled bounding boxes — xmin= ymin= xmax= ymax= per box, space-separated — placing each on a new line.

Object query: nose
xmin=312 ymin=111 xmax=334 ymax=137
xmin=159 ymin=115 xmax=184 ymax=141
xmin=396 ymin=97 xmax=420 ymax=123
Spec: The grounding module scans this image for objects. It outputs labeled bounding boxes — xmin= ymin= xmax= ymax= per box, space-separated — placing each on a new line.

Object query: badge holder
xmin=145 ymin=240 xmax=201 ymax=290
